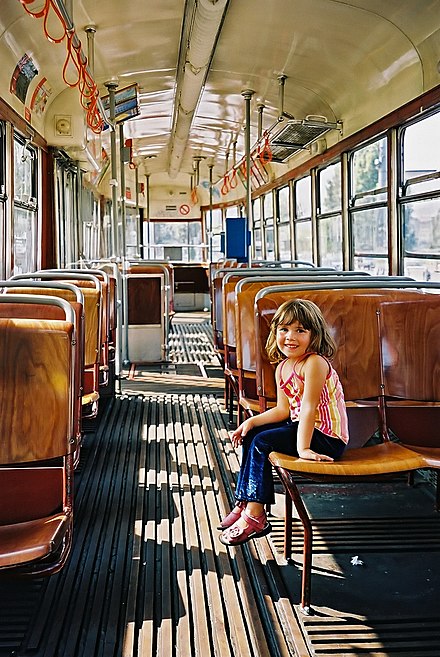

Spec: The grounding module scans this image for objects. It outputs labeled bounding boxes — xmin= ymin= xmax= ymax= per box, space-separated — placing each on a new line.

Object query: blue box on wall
xmin=225 ymin=217 xmax=250 ymax=262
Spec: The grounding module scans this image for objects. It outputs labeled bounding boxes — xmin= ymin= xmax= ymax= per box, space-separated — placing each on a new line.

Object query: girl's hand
xmin=297 ymin=448 xmax=334 ymax=462
xmin=230 ymin=418 xmax=254 ymax=448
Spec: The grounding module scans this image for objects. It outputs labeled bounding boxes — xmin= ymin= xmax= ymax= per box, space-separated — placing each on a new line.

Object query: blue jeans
xmin=234 ymin=420 xmax=346 ymax=505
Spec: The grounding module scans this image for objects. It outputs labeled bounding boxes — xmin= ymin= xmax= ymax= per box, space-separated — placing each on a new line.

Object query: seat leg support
xmin=276 ymin=467 xmax=313 ymax=614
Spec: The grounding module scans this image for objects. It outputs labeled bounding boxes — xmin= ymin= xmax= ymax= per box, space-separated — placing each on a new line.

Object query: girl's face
xmin=276 ymin=320 xmax=312 ymax=360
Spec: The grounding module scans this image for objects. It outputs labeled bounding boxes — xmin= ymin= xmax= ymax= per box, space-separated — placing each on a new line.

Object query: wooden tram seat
xmin=1 ymin=281 xmax=85 ymax=457
xmin=248 ymin=282 xmax=440 ymax=613
xmin=217 ymin=267 xmax=336 ymax=423
xmin=20 ymin=272 xmax=103 ymax=418
xmin=0 ymin=295 xmax=76 ymax=575
xmin=40 ymin=268 xmax=115 ymax=391
xmin=234 ymin=272 xmax=374 ymax=420
xmin=126 ymin=261 xmax=174 ymax=322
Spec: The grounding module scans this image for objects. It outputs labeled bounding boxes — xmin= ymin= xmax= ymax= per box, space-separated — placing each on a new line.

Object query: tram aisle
xmin=0 ymin=312 xmax=299 ymax=657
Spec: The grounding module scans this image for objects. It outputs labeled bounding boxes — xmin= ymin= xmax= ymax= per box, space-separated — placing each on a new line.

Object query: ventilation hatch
xmin=269 ymin=115 xmax=341 ymax=163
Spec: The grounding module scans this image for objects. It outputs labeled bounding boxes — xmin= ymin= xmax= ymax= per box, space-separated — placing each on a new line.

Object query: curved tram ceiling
xmin=1 ymin=0 xmax=439 ymax=198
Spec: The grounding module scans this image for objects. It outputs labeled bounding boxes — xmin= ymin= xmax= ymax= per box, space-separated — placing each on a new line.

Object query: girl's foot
xmin=217 ymin=501 xmax=246 ymax=530
xmin=219 ymin=510 xmax=271 ymax=546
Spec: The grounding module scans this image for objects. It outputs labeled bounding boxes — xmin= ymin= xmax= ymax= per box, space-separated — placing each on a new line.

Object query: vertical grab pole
xmin=105 ymin=80 xmax=119 ymax=258
xmin=208 ymin=163 xmax=214 ymax=265
xmin=241 ymin=89 xmax=254 ymax=267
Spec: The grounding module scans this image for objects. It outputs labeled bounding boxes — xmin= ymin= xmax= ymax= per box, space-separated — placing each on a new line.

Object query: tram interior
xmin=1 ymin=1 xmax=440 ymax=656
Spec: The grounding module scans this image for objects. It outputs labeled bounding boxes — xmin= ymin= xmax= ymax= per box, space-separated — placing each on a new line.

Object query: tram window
xmin=295 ymin=176 xmax=311 ymax=218
xmin=402 ymin=112 xmax=440 ymax=193
xmin=277 ymin=186 xmax=292 ymax=260
xmin=349 ymin=137 xmax=388 ymax=273
xmin=225 ymin=205 xmax=242 ymax=217
xmin=206 ymin=207 xmax=224 ymax=261
xmin=317 ymin=162 xmax=342 ymax=269
xmin=150 ymin=220 xmax=204 ymax=262
xmin=209 ymin=208 xmax=223 ymax=232
xmin=351 ymin=206 xmax=388 ymax=274
xmin=0 ymin=122 xmax=5 ymax=198
xmin=126 ymin=207 xmax=140 ymax=258
xmin=252 ymin=197 xmax=263 ymax=260
xmin=294 ymin=177 xmax=312 ymax=262
xmin=0 ymin=123 xmax=5 ymax=278
xmin=351 ymin=137 xmax=387 ymax=204
xmin=400 ymin=112 xmax=440 ymax=280
xmin=278 ymin=223 xmax=291 ymax=260
xmin=318 ymin=215 xmax=343 ymax=269
xmin=295 ymin=220 xmax=313 ymax=263
xmin=13 ymin=135 xmax=38 ymax=273
xmin=402 ymin=198 xmax=440 ymax=280
xmin=261 ymin=192 xmax=274 ymax=260
xmin=13 ymin=208 xmax=37 ymax=274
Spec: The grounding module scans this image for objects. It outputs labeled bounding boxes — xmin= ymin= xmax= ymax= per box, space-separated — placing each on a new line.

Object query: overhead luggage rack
xmin=268 ymin=115 xmax=342 ymax=162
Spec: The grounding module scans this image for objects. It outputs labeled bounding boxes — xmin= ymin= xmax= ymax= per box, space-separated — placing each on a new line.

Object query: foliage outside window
xmin=349 ymin=136 xmax=388 ymax=273
xmin=277 ymin=186 xmax=291 ymax=260
xmin=317 ymin=162 xmax=342 ymax=269
xmin=294 ymin=176 xmax=312 ymax=262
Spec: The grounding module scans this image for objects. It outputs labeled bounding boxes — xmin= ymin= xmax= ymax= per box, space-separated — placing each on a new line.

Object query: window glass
xmin=13 ymin=207 xmax=36 ymax=274
xmin=295 ymin=221 xmax=312 ymax=262
xmin=318 ymin=214 xmax=343 ymax=269
xmin=352 ymin=256 xmax=388 ymax=275
xmin=265 ymin=224 xmax=275 ymax=261
xmin=126 ymin=207 xmax=139 ymax=258
xmin=278 ymin=186 xmax=290 ymax=223
xmin=403 ymin=198 xmax=440 ymax=256
xmin=226 ymin=205 xmax=241 ymax=217
xmin=151 ymin=221 xmax=204 ymax=262
xmin=402 ymin=112 xmax=440 ymax=186
xmin=404 ymin=258 xmax=440 ymax=282
xmin=253 ymin=225 xmax=262 ymax=260
xmin=253 ymin=197 xmax=261 ymax=224
xmin=352 ymin=207 xmax=388 ymax=255
xmin=263 ymin=192 xmax=273 ymax=221
xmin=352 ymin=137 xmax=387 ymax=204
xmin=295 ymin=176 xmax=311 ymax=219
xmin=0 ymin=202 xmax=4 ymax=279
xmin=278 ymin=223 xmax=291 ymax=260
xmin=319 ymin=162 xmax=341 ymax=213
xmin=13 ymin=135 xmax=38 ymax=273
xmin=14 ymin=138 xmax=36 ymax=203
xmin=209 ymin=208 xmax=223 ymax=232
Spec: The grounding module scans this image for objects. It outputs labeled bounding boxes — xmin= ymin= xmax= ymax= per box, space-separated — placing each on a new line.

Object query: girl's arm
xmin=297 ymin=355 xmax=334 ymax=461
xmin=230 ymin=363 xmax=290 ymax=448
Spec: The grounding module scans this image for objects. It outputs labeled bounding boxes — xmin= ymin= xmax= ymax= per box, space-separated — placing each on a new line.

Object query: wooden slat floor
xmin=1 ymin=312 xmax=439 ymax=657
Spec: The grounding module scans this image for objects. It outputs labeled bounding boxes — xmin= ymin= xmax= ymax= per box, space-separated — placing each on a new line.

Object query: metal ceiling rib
xmin=168 ymin=0 xmax=230 ymax=178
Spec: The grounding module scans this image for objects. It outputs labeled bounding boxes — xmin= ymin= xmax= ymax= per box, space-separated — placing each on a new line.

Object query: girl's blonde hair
xmin=265 ymin=298 xmax=336 ymax=363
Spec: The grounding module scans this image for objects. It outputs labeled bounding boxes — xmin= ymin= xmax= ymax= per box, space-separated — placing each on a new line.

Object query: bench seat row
xmin=0 ymin=267 xmax=117 ymax=576
xmin=211 ymin=264 xmax=440 ymax=613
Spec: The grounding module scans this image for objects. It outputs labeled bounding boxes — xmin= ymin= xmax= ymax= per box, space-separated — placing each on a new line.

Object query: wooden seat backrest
xmin=127 ymin=263 xmax=174 ymax=315
xmin=378 ymin=295 xmax=440 ymax=446
xmin=221 ymin=268 xmax=331 ymax=352
xmin=235 ymin=274 xmax=373 ymax=372
xmin=255 ymin=287 xmax=427 ymax=403
xmin=0 ymin=317 xmax=74 ymax=464
xmin=3 ymin=284 xmax=85 ymax=440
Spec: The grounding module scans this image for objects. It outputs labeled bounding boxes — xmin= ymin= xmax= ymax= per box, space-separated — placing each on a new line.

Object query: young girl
xmin=219 ymin=298 xmax=349 ymax=547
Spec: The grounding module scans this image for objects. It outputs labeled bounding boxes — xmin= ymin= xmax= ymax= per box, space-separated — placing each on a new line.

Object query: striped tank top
xmin=279 ymin=354 xmax=349 ymax=444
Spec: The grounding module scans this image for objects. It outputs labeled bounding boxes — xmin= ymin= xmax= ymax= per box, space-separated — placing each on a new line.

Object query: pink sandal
xmin=217 ymin=501 xmax=246 ymax=530
xmin=219 ymin=510 xmax=271 ymax=546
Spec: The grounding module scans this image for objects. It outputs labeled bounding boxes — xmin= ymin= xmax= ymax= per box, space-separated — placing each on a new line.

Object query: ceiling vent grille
xmin=269 ymin=116 xmax=341 ymax=163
